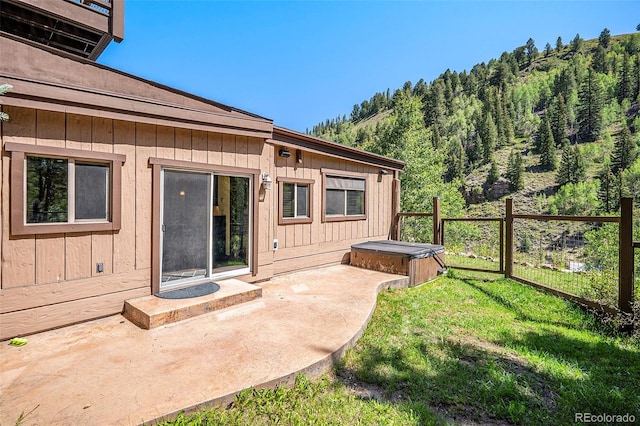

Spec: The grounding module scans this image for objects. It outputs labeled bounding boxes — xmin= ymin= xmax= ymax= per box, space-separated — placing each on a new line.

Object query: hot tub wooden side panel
xmin=350 ymin=251 xmax=409 ymax=277
xmin=409 ymin=254 xmax=444 ymax=286
xmin=350 ymin=248 xmax=444 ymax=286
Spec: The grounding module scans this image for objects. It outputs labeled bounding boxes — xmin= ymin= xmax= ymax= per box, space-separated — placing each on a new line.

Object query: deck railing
xmin=67 ymin=0 xmax=112 ymax=15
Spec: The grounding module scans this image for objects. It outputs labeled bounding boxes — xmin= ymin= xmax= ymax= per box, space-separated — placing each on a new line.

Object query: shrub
xmin=548 ymin=181 xmax=600 ymax=215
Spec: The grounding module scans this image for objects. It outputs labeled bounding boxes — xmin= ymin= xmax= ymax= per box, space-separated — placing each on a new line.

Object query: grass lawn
xmin=159 ymin=272 xmax=639 ymax=425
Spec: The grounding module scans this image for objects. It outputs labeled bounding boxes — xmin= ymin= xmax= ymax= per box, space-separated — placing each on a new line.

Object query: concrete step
xmin=123 ymin=279 xmax=262 ymax=329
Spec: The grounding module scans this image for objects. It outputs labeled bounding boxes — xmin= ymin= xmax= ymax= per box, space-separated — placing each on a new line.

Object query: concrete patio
xmin=0 ymin=265 xmax=410 ymax=425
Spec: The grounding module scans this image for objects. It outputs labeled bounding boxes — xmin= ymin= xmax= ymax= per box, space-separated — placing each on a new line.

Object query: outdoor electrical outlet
xmin=96 ymin=263 xmax=104 ymax=273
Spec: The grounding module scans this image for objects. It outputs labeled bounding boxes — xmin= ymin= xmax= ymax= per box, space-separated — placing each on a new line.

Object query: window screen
xmin=346 ymin=190 xmax=364 ymax=215
xmin=296 ymin=185 xmax=308 ymax=217
xmin=75 ymin=163 xmax=109 ymax=220
xmin=325 ymin=176 xmax=365 ymax=191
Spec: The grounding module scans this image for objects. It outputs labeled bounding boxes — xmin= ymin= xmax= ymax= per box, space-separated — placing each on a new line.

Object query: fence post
xmin=505 ymin=198 xmax=513 ymax=278
xmin=390 ymin=176 xmax=401 ymax=241
xmin=619 ymin=197 xmax=634 ymax=313
xmin=433 ymin=197 xmax=441 ymax=245
xmin=499 ymin=218 xmax=505 ymax=274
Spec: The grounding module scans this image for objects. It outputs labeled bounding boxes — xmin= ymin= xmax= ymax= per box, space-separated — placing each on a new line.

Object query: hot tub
xmin=350 ymin=240 xmax=445 ymax=286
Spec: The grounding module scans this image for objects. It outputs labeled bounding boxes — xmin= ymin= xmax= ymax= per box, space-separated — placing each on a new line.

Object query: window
xmin=7 ymin=142 xmax=124 ymax=236
xmin=26 ymin=157 xmax=109 ymax=224
xmin=322 ymin=170 xmax=366 ymax=222
xmin=278 ymin=178 xmax=314 ymax=225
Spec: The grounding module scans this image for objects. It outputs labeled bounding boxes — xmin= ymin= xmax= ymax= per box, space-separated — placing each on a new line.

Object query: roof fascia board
xmin=2 ymin=96 xmax=272 ymax=139
xmin=0 ymin=75 xmax=273 ymax=137
xmin=272 ymin=127 xmax=405 ymax=170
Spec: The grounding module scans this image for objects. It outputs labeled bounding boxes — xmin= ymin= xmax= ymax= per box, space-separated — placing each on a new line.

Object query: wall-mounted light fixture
xmin=296 ymin=149 xmax=303 ymax=164
xmin=261 ymin=172 xmax=273 ymax=190
xmin=379 ymin=169 xmax=389 ymax=175
xmin=278 ymin=148 xmax=291 ymax=158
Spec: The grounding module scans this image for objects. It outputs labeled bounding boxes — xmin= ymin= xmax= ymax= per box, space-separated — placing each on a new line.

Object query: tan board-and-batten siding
xmin=0 ymin=38 xmax=405 ymax=340
xmin=0 ymin=107 xmax=273 ymax=339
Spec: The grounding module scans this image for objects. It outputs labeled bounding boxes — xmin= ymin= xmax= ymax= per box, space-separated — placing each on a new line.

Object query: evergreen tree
xmin=617 ymin=52 xmax=632 ymax=102
xmin=491 ymin=61 xmax=511 ymax=90
xmin=506 ymin=150 xmax=524 ymax=191
xmin=553 ymin=67 xmax=576 ymax=102
xmin=592 ymin=46 xmax=608 ymax=74
xmin=423 ymin=80 xmax=446 ymax=128
xmin=469 ymin=135 xmax=483 ymax=165
xmin=611 ymin=125 xmax=638 ymax=173
xmin=557 ymin=142 xmax=573 ymax=186
xmin=500 ymin=93 xmax=516 ymax=146
xmin=545 ymin=43 xmax=552 ymax=57
xmin=556 ymin=36 xmax=563 ymax=51
xmin=513 ymin=46 xmax=527 ymax=69
xmin=557 ymin=143 xmax=586 ymax=185
xmin=486 ymin=158 xmax=499 ymax=185
xmin=573 ymin=145 xmax=586 ymax=183
xmin=577 ymin=68 xmax=605 ymax=142
xmin=443 ymin=72 xmax=454 ymax=109
xmin=525 ymin=38 xmax=538 ymax=64
xmin=571 ymin=33 xmax=583 ymax=53
xmin=598 ymin=28 xmax=611 ymax=49
xmin=598 ymin=158 xmax=619 ymax=212
xmin=539 ymin=118 xmax=557 ymax=170
xmin=431 ymin=126 xmax=442 ymax=150
xmin=480 ymin=112 xmax=498 ymax=164
xmin=445 ymin=137 xmax=466 ymax=182
xmin=549 ymin=94 xmax=568 ymax=145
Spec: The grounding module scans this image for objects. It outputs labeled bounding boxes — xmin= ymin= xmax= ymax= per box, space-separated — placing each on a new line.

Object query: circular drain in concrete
xmin=155 ymin=282 xmax=220 ymax=299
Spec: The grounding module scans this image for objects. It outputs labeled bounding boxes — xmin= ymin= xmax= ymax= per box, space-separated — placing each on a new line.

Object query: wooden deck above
xmin=0 ymin=0 xmax=124 ymax=60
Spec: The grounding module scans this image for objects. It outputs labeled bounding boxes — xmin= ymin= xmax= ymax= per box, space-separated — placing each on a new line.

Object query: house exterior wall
xmin=0 ymin=106 xmax=399 ymax=340
xmin=0 ymin=106 xmax=275 ymax=339
xmin=270 ymin=150 xmax=394 ymax=276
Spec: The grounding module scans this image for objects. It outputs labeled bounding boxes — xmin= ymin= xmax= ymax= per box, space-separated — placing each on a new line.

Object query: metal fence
xmin=441 ymin=218 xmax=503 ymax=273
xmin=391 ymin=197 xmax=636 ymax=314
xmin=510 ymin=217 xmax=619 ymax=312
xmin=396 ymin=213 xmax=435 ymax=244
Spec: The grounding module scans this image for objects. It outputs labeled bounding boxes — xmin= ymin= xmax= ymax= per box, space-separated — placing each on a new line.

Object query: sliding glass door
xmin=212 ymin=176 xmax=250 ymax=271
xmin=160 ymin=170 xmax=251 ymax=291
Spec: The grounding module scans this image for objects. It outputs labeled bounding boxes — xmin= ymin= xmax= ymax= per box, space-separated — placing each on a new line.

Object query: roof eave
xmin=272 ymin=126 xmax=406 ymax=171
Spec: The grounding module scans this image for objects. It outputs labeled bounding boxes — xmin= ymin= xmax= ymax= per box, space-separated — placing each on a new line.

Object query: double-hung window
xmin=278 ymin=178 xmax=313 ymax=225
xmin=322 ymin=170 xmax=366 ymax=222
xmin=6 ymin=143 xmax=124 ymax=235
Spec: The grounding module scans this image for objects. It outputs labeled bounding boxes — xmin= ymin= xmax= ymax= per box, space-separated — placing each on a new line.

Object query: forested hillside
xmin=309 ymin=30 xmax=640 ymax=218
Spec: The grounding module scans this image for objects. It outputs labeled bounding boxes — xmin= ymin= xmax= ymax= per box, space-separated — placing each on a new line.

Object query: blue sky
xmin=99 ymin=1 xmax=638 ymax=133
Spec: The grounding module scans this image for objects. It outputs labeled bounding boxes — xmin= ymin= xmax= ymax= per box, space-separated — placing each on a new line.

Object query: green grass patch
xmin=159 ymin=275 xmax=639 ymax=425
xmin=447 ymin=253 xmax=501 ymax=272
